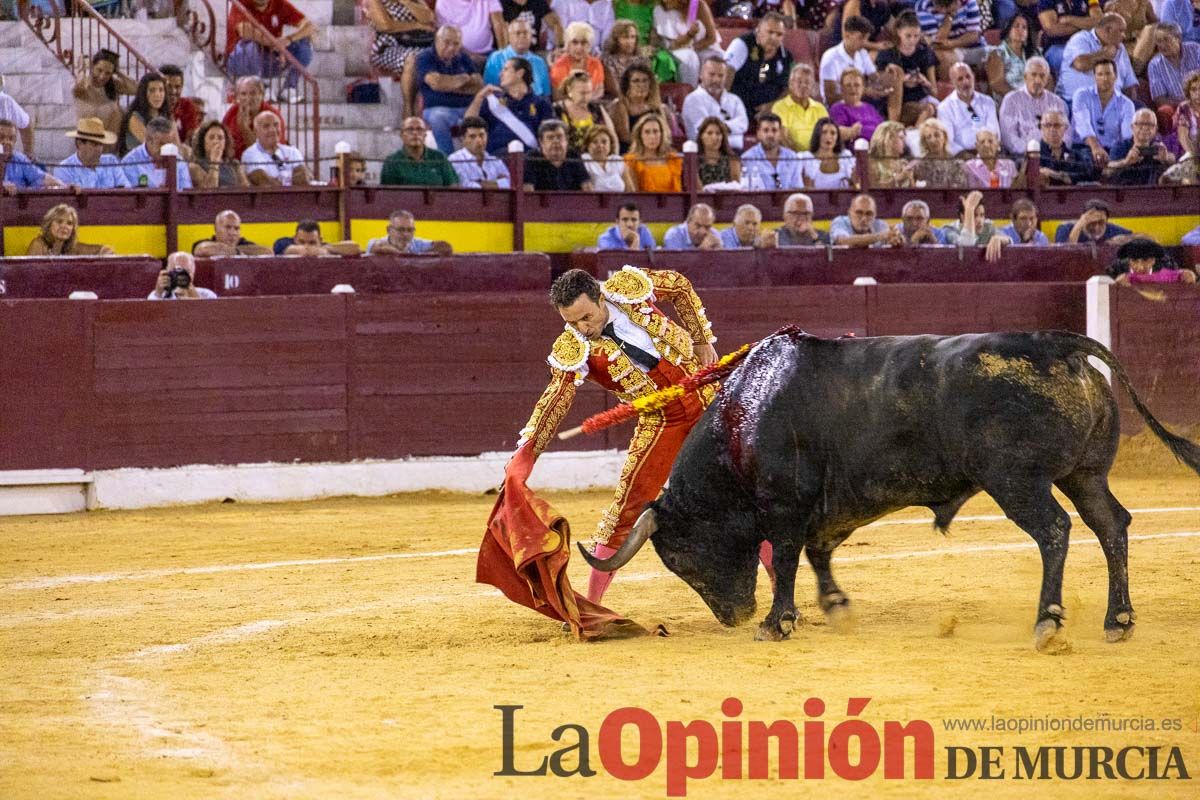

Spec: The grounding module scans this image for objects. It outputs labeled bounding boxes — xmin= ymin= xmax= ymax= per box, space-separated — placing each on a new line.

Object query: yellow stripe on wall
xmin=177 ymin=222 xmax=343 ymax=255
xmin=351 ymin=220 xmax=513 ymax=253
xmin=3 ymin=225 xmax=164 ymax=257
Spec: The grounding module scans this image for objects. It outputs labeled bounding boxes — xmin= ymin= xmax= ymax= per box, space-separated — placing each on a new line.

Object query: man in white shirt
xmin=1058 ymin=13 xmax=1138 ymax=104
xmin=0 ymin=81 xmax=33 ymax=154
xmin=936 ymin=61 xmax=999 ymax=155
xmin=819 ymin=15 xmax=877 ymax=104
xmin=148 ymin=252 xmax=217 ymax=300
xmin=682 ymin=56 xmax=749 ymax=150
xmin=998 ymin=57 xmax=1069 ymax=155
xmin=242 ymin=110 xmax=310 ymax=186
xmin=449 ymin=116 xmax=512 ymax=188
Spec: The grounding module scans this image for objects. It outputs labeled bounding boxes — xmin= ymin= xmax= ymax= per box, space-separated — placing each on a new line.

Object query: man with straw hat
xmin=55 ymin=117 xmax=129 ymax=189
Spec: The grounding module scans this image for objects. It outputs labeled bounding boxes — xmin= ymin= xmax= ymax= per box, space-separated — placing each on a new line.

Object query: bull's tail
xmin=1055 ymin=331 xmax=1200 ymax=476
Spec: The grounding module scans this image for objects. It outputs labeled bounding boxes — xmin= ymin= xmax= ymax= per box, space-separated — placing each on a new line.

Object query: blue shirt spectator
xmin=829 ymin=214 xmax=891 ymax=246
xmin=1053 ymin=220 xmax=1131 ymax=243
xmin=916 ymin=0 xmax=984 ymax=55
xmin=1058 ymin=29 xmax=1138 ymax=102
xmin=120 ymin=143 xmax=194 ymax=188
xmin=663 ymin=222 xmax=699 ymax=249
xmin=1160 ymin=0 xmax=1199 ymax=43
xmin=598 ymin=223 xmax=656 ymax=250
xmin=998 ymin=223 xmax=1050 ymax=245
xmin=2 ymin=152 xmax=50 ymax=188
xmin=1147 ymin=40 xmax=1200 ymax=104
xmin=478 ymin=91 xmax=554 ymax=155
xmin=1182 ymin=223 xmax=1200 ymax=245
xmin=415 ymin=46 xmax=478 ymax=109
xmin=367 ymin=235 xmax=435 ymax=254
xmin=1071 ymin=86 xmax=1134 ymax=153
xmin=739 ymin=143 xmax=803 ymax=190
xmin=55 ymin=152 xmax=129 ymax=189
xmin=484 ymin=47 xmax=551 ymax=96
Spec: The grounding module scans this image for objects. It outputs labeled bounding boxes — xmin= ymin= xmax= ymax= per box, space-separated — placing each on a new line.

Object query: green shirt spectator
xmin=380 ymin=117 xmax=461 ymax=186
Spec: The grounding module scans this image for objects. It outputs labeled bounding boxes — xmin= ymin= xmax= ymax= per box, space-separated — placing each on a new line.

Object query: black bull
xmin=581 ymin=330 xmax=1200 ymax=650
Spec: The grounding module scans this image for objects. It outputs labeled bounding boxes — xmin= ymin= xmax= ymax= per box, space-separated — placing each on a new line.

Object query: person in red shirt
xmin=159 ymin=64 xmax=201 ymax=145
xmin=221 ymin=75 xmax=288 ymax=157
xmin=226 ymin=0 xmax=318 ymax=101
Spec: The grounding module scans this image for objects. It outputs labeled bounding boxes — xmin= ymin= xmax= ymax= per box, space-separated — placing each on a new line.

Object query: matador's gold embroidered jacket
xmin=516 ymin=265 xmax=717 ymax=456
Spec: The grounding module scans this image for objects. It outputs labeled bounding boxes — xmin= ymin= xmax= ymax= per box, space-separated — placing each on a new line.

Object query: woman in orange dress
xmin=623 ymin=112 xmax=681 ymax=191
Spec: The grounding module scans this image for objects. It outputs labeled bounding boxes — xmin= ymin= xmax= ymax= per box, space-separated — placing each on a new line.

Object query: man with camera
xmin=148 ymin=252 xmax=217 ymax=300
xmin=1103 ymin=108 xmax=1176 ymax=186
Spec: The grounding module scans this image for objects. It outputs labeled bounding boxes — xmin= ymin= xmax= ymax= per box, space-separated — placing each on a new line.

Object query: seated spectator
xmin=416 ymin=26 xmax=484 ymax=154
xmin=682 ymin=57 xmax=750 ymax=150
xmin=25 ymin=204 xmax=113 ymax=255
xmin=1147 ymin=23 xmax=1200 ymax=110
xmin=118 ymin=72 xmax=174 ymax=157
xmin=485 ymin=18 xmax=553 ymax=97
xmin=223 ymin=76 xmax=286 ymax=158
xmin=662 ymin=202 xmax=722 ymax=249
xmin=524 ymin=119 xmax=593 ymax=189
xmin=597 ymin=202 xmax=656 ymax=250
xmin=1059 ymin=14 xmax=1138 ymax=104
xmin=719 ymin=204 xmax=776 ymax=248
xmin=740 ymin=112 xmax=802 ymax=189
xmin=965 ymin=129 xmax=1019 ymax=187
xmin=189 ymin=121 xmax=250 ymax=188
xmin=1054 ymin=198 xmax=1134 ymax=243
xmin=876 ymin=11 xmax=939 ymax=126
xmin=613 ymin=0 xmax=664 ymax=72
xmin=55 ymin=118 xmax=129 ymax=188
xmin=1072 ymin=59 xmax=1136 ymax=167
xmin=449 ymin=116 xmax=512 ymax=188
xmin=899 ymin=199 xmax=946 ymax=245
xmin=611 ymin=64 xmax=673 ymax=150
xmin=1107 ymin=0 xmax=1159 ymax=71
xmin=868 ymin=120 xmax=915 ymax=188
xmin=694 ymin=116 xmax=742 ymax=188
xmin=367 ymin=209 xmax=453 ymax=255
xmin=435 ymin=0 xmax=506 ymax=59
xmin=278 ymin=220 xmax=363 ymax=256
xmin=1108 ymin=237 xmax=1198 ymax=284
xmin=226 ymin=0 xmax=317 ymax=101
xmin=775 ymin=192 xmax=830 ymax=246
xmin=73 ymin=49 xmax=135 ymax=144
xmin=999 ymin=56 xmax=1069 ymax=156
xmin=465 ymin=57 xmax=554 ymax=155
xmin=120 ymin=117 xmax=193 ymax=188
xmin=829 ymin=68 xmax=883 ymax=148
xmin=581 ymin=125 xmax=633 ymax=190
xmin=381 ymin=117 xmax=459 ymax=186
xmin=600 ymin=19 xmax=647 ymax=98
xmin=160 ymin=64 xmax=201 ymax=146
xmin=1 ymin=119 xmax=64 ymax=190
xmin=554 ymin=71 xmax=618 ymax=152
xmin=1159 ymin=0 xmax=1200 ymax=44
xmin=798 ymin=117 xmax=856 ymax=189
xmin=551 ymin=22 xmax=605 ymax=100
xmin=1039 ymin=0 xmax=1102 ymax=76
xmin=624 ymin=113 xmax=681 ymax=191
xmin=148 ymin=252 xmax=218 ymax=299
xmin=831 ymin=0 xmax=899 ymax=60
xmin=0 ymin=75 xmax=34 ymax=155
xmin=941 ymin=190 xmax=1012 ymax=262
xmin=937 ymin=61 xmax=999 ymax=156
xmin=365 ymin=0 xmax=437 ymax=105
xmin=819 ymin=15 xmax=878 ymax=105
xmin=986 ymin=13 xmax=1043 ymax=101
xmin=912 ymin=118 xmax=967 ymax=188
xmin=344 ymin=152 xmax=368 ymax=185
xmin=772 ymin=65 xmax=828 ymax=153
xmin=1038 ymin=109 xmax=1096 ymax=185
xmin=830 ymin=193 xmax=904 ymax=247
xmin=506 ymin=0 xmax=564 ymax=50
xmin=725 ymin=13 xmax=791 ymax=115
xmin=1104 ymin=108 xmax=1176 ymax=184
xmin=997 ymin=197 xmax=1050 ymax=245
xmin=1174 ymin=72 xmax=1200 ymax=160
xmin=653 ymin=0 xmax=722 ymax=87
xmin=193 ymin=210 xmax=271 ymax=257
xmin=554 ymin=0 xmax=615 ymax=53
xmin=242 ymin=111 xmax=310 ymax=186
xmin=916 ymin=0 xmax=986 ymax=77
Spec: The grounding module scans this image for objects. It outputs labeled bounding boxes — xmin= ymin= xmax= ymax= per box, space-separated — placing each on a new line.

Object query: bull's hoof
xmin=754 ymin=616 xmax=793 ymax=642
xmin=1034 ymin=618 xmax=1071 ymax=655
xmin=818 ymin=591 xmax=850 ymax=614
xmin=1104 ymin=610 xmax=1136 ymax=643
xmin=827 ymin=602 xmax=855 ymax=634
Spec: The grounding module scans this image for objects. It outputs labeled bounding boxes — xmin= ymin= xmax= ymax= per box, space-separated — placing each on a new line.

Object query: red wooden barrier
xmin=207 ymin=254 xmax=553 ymax=296
xmin=0 ymin=257 xmax=164 ymax=299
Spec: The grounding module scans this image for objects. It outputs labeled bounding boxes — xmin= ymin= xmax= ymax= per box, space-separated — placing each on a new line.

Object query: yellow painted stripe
xmin=351 ymin=220 xmax=513 ymax=253
xmin=177 ymin=222 xmax=344 ymax=255
xmin=3 ymin=225 xmax=165 ymax=257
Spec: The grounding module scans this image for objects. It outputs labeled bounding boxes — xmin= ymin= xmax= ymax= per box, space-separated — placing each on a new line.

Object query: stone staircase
xmin=0 ymin=1 xmax=402 ymax=173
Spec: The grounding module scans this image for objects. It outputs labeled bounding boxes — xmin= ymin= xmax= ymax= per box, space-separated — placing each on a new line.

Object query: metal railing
xmin=18 ymin=0 xmax=160 ymax=92
xmin=173 ymin=0 xmax=320 ymax=174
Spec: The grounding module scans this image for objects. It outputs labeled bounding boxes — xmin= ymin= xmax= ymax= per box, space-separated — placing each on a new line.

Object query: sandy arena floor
xmin=1 ymin=454 xmax=1198 ymax=799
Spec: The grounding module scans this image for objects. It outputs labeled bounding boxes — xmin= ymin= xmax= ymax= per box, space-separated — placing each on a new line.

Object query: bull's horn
xmin=577 ymin=508 xmax=657 ymax=572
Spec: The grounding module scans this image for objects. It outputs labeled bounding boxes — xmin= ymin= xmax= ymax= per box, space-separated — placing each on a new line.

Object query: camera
xmin=1137 ymin=145 xmax=1157 ymax=158
xmin=165 ymin=267 xmax=191 ymax=295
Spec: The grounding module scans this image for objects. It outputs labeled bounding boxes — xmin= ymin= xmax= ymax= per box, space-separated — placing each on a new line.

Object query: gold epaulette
xmin=602 ymin=265 xmax=655 ymax=305
xmin=548 ymin=328 xmax=590 ymax=375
